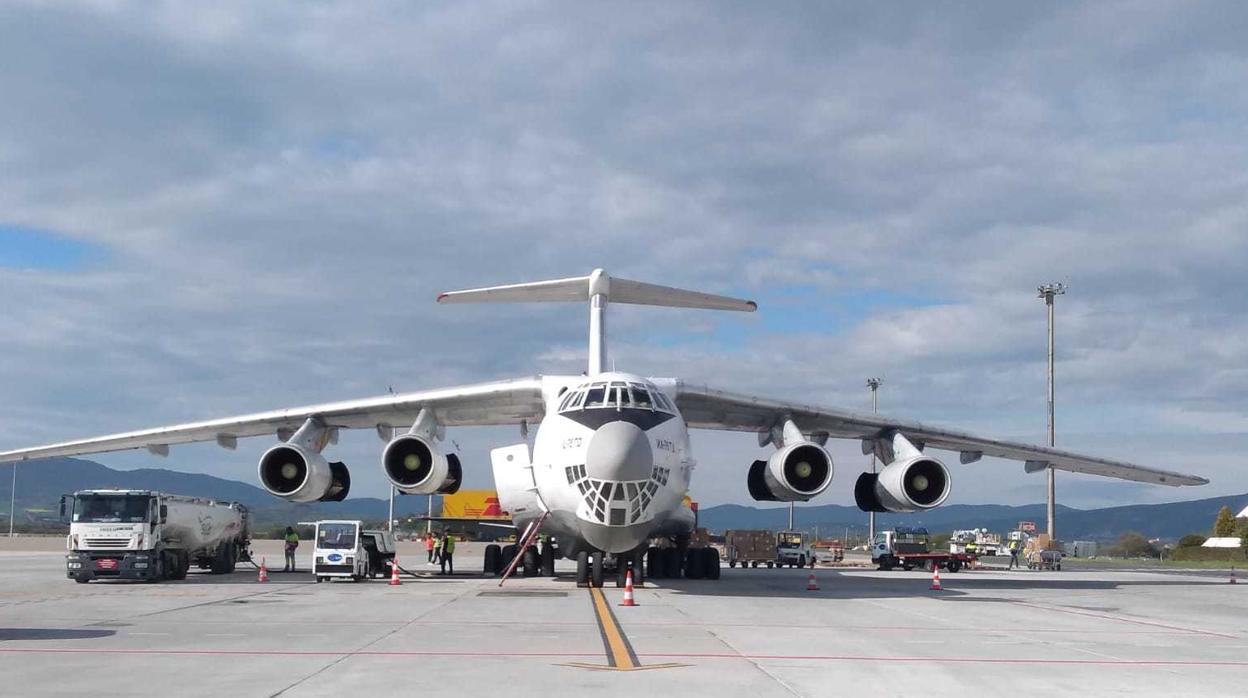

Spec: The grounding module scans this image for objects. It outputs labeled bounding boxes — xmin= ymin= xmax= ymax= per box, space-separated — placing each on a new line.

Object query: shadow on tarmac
xmin=0 ymin=628 xmax=116 ymax=641
xmin=649 ymin=567 xmax=1230 ymax=600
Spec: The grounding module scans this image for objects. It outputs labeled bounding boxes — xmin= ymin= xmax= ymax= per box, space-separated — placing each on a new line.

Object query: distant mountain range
xmin=0 ymin=458 xmax=434 ymax=529
xmin=1 ymin=458 xmax=1242 ymax=541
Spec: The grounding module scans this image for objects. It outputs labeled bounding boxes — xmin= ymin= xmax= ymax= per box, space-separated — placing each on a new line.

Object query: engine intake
xmin=748 ymin=442 xmax=834 ymax=502
xmin=258 ymin=444 xmax=351 ymax=503
xmin=383 ymin=434 xmax=462 ymax=495
xmin=854 ymin=455 xmax=951 ymax=513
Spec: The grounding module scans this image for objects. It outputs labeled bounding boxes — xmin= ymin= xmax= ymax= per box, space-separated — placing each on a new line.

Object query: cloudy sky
xmin=2 ymin=1 xmax=1246 ymax=512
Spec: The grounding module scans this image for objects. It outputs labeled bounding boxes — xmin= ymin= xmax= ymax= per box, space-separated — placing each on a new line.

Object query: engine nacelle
xmin=854 ymin=455 xmax=951 ymax=513
xmin=258 ymin=444 xmax=351 ymax=503
xmin=382 ymin=434 xmax=463 ymax=495
xmin=747 ymin=442 xmax=834 ymax=502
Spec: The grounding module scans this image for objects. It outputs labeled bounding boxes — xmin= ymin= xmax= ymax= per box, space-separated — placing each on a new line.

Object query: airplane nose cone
xmin=585 ymin=421 xmax=653 ymax=481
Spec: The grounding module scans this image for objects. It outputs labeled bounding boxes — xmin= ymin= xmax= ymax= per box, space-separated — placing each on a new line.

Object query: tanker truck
xmin=60 ymin=489 xmax=250 ymax=583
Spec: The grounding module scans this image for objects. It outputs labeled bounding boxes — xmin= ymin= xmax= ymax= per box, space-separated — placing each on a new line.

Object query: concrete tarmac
xmin=2 ymin=539 xmax=1247 ymax=697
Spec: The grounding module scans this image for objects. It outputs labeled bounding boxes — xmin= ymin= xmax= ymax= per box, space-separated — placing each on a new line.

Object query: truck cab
xmin=63 ymin=490 xmax=165 ymax=582
xmin=313 ymin=520 xmax=369 ymax=582
xmin=872 ymin=527 xmax=930 ymax=567
xmin=775 ymin=530 xmax=815 ymax=568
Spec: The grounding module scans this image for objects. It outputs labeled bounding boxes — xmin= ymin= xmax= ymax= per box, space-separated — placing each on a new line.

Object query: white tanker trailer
xmin=60 ymin=489 xmax=250 ymax=583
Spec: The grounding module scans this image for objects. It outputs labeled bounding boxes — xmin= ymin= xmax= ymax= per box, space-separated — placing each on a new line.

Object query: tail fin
xmin=437 ymin=268 xmax=756 ymax=374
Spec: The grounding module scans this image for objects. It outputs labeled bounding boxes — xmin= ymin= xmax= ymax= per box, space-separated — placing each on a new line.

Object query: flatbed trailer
xmin=872 ymin=526 xmax=976 ymax=573
xmin=877 ymin=551 xmax=976 ymax=573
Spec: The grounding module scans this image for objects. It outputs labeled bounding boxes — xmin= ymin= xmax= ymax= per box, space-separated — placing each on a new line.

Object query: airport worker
xmin=425 ymin=534 xmax=435 ymax=562
xmin=283 ymin=526 xmax=299 ymax=572
xmin=1008 ymin=540 xmax=1020 ymax=569
xmin=432 ymin=533 xmax=443 ymax=566
xmin=440 ymin=533 xmax=455 ymax=575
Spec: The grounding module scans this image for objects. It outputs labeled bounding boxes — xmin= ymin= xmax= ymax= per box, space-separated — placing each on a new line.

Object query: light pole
xmin=388 ymin=485 xmax=395 ymax=533
xmin=8 ymin=463 xmax=16 ymax=537
xmin=1037 ymin=283 xmax=1066 ymax=541
xmin=866 ymin=377 xmax=882 ymax=543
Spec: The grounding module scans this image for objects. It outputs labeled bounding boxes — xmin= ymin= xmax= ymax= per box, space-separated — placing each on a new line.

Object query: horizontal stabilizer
xmin=437 ymin=268 xmax=756 ymax=312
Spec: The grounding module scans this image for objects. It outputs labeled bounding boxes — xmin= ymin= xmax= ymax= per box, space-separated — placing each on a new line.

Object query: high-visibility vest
xmin=444 ymin=537 xmax=456 ymax=554
xmin=425 ymin=537 xmax=434 ymax=551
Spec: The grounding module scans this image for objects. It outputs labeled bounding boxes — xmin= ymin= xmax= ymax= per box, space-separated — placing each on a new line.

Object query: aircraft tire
xmin=484 ymin=544 xmax=501 ymax=576
xmin=663 ymin=548 xmax=681 ymax=578
xmin=576 ymin=551 xmax=590 ymax=587
xmin=522 ymin=547 xmax=539 ymax=577
xmin=683 ymin=549 xmax=704 ymax=579
xmin=591 ymin=552 xmax=604 ymax=588
xmin=501 ymin=545 xmax=517 ymax=573
xmin=540 ymin=544 xmax=556 ymax=576
xmin=703 ymin=548 xmax=721 ymax=580
xmin=646 ymin=547 xmax=663 ymax=578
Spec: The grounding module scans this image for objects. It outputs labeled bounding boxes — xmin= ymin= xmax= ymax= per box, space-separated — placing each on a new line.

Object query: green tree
xmin=1176 ymin=534 xmax=1207 ymax=548
xmin=1238 ymin=519 xmax=1248 ymax=549
xmin=1109 ymin=531 xmax=1158 ymax=558
xmin=1214 ymin=506 xmax=1237 ymax=537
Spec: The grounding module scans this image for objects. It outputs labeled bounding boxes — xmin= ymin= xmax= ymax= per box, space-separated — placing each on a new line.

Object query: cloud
xmin=1 ymin=1 xmax=1246 ymax=509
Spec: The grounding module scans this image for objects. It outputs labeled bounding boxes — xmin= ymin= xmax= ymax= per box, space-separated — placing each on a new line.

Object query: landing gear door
xmin=491 ymin=444 xmax=542 ymax=518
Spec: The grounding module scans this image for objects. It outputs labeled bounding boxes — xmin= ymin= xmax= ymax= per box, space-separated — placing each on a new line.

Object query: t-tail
xmin=437 ymin=268 xmax=757 ymax=375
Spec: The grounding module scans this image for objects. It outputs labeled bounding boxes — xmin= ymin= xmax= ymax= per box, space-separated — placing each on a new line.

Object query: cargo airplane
xmin=0 ymin=270 xmax=1207 ymax=587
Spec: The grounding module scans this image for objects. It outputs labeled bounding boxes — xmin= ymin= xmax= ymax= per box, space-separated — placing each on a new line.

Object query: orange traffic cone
xmin=389 ymin=557 xmax=402 ymax=586
xmin=930 ymin=564 xmax=943 ymax=591
xmin=258 ymin=557 xmax=269 ymax=583
xmin=1230 ymin=567 xmax=1238 ymax=585
xmin=619 ymin=568 xmax=638 ymax=607
xmin=806 ymin=571 xmax=819 ymax=591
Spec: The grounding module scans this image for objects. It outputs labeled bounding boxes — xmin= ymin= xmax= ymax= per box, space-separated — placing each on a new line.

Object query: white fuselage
xmin=511 ymin=372 xmax=695 ymax=555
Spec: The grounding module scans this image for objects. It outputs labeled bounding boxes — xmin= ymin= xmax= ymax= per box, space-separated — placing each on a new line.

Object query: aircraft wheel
xmin=540 ymin=545 xmax=556 ymax=577
xmin=646 ymin=546 xmax=663 ymax=578
xmin=591 ymin=552 xmax=604 ymax=588
xmin=683 ymin=549 xmax=704 ymax=579
xmin=616 ymin=556 xmax=628 ymax=588
xmin=703 ymin=548 xmax=721 ymax=580
xmin=522 ymin=548 xmax=539 ymax=577
xmin=483 ymin=544 xmax=501 ymax=576
xmin=501 ymin=545 xmax=517 ymax=573
xmin=663 ymin=548 xmax=681 ymax=578
xmin=576 ymin=551 xmax=590 ymax=587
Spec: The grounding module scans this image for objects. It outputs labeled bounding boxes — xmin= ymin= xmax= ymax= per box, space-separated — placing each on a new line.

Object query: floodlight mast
xmin=866 ymin=377 xmax=882 ymax=543
xmin=1037 ymin=283 xmax=1066 ymax=541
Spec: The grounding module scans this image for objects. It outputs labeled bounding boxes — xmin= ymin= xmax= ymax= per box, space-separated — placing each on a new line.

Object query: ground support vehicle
xmin=312 ymin=520 xmax=371 ymax=582
xmin=1027 ymin=550 xmax=1063 ymax=570
xmin=62 ymin=489 xmax=249 ymax=583
xmin=951 ymin=528 xmax=1003 ymax=556
xmin=776 ymin=530 xmax=816 ymax=568
xmin=361 ymin=529 xmax=397 ymax=578
xmin=872 ymin=527 xmax=975 ymax=573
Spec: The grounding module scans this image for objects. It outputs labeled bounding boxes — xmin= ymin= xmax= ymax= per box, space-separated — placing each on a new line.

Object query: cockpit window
xmin=630 ymin=385 xmax=653 ymax=409
xmin=653 ymin=391 xmax=674 ymax=411
xmin=583 ymin=384 xmax=607 ymax=407
xmin=558 ymin=380 xmax=674 ymax=414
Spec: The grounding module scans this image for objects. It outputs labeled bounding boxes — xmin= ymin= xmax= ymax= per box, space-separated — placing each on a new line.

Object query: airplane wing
xmin=0 ymin=377 xmax=547 ymax=463
xmin=667 ymin=381 xmax=1208 ymax=487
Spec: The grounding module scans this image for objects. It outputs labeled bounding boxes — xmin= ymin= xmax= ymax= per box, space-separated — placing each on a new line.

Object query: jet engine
xmin=747 ymin=442 xmax=834 ymax=502
xmin=258 ymin=444 xmax=351 ymax=503
xmin=854 ymin=455 xmax=951 ymax=513
xmin=382 ymin=434 xmax=463 ymax=495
